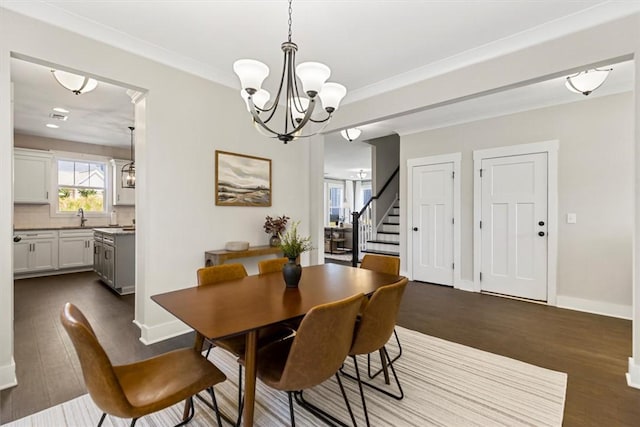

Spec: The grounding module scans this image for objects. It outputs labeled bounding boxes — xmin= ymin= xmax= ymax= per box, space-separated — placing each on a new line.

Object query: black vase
xmin=282 ymin=257 xmax=302 ymax=288
xmin=269 ymin=235 xmax=281 ymax=247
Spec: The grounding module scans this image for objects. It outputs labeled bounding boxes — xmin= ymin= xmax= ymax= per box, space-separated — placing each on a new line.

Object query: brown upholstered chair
xmin=359 ymin=254 xmax=404 ymax=374
xmin=61 ymin=303 xmax=226 ymax=427
xmin=196 ymin=263 xmax=293 ymax=421
xmin=258 ymin=257 xmax=289 ymax=274
xmin=342 ymin=278 xmax=408 ymax=426
xmin=249 ymin=293 xmax=366 ymax=426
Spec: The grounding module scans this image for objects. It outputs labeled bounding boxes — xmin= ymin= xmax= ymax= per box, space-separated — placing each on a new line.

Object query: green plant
xmin=278 ymin=221 xmax=312 ymax=259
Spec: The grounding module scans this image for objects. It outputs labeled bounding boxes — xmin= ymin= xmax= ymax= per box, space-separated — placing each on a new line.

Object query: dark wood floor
xmin=2 ymin=269 xmax=640 ymax=426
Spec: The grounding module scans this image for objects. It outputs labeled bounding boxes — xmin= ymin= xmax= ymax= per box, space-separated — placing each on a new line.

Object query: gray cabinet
xmin=93 ymin=229 xmax=135 ymax=295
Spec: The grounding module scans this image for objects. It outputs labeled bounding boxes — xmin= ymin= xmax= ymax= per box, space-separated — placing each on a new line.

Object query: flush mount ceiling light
xmin=357 ymin=169 xmax=367 ymax=180
xmin=233 ymin=0 xmax=347 ymax=144
xmin=341 ymin=128 xmax=362 ymax=142
xmin=46 ymin=123 xmax=59 ymax=129
xmin=565 ymin=68 xmax=612 ymax=96
xmin=121 ymin=126 xmax=135 ymax=189
xmin=51 ymin=70 xmax=98 ymax=95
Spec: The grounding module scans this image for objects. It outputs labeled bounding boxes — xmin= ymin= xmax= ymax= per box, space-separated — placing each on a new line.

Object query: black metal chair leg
xmin=97 ymin=413 xmax=106 ymax=427
xmin=288 ymin=391 xmax=296 ymax=427
xmin=368 ymin=329 xmax=402 ymax=379
xmin=294 ymin=376 xmax=357 ymax=427
xmin=342 ymin=347 xmax=404 ymax=400
xmin=174 ymin=397 xmax=195 ymax=427
xmin=208 ymin=387 xmax=223 ymax=427
xmin=335 ymin=372 xmax=358 ymax=427
xmin=352 ymin=356 xmax=370 ymax=427
xmin=236 ymin=364 xmax=244 ymax=426
xmin=129 ymin=418 xmax=137 ymax=427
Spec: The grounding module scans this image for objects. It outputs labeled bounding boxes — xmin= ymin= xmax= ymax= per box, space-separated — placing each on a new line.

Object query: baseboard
xmin=0 ymin=357 xmax=17 ymax=390
xmin=454 ymin=279 xmax=476 ymax=292
xmin=627 ymin=357 xmax=640 ymax=389
xmin=556 ymin=295 xmax=632 ymax=320
xmin=134 ymin=318 xmax=192 ymax=345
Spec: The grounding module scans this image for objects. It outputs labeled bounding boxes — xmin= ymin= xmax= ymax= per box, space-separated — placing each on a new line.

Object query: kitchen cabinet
xmin=13 ymin=230 xmax=58 ymax=274
xmin=94 ymin=229 xmax=135 ymax=295
xmin=14 ymin=148 xmax=52 ymax=204
xmin=110 ymin=159 xmax=135 ymax=206
xmin=58 ymin=229 xmax=94 ymax=269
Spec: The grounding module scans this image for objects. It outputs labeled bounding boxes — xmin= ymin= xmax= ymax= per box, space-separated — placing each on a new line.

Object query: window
xmin=327 ymin=182 xmax=344 ymax=225
xmin=57 ymin=159 xmax=106 ymax=212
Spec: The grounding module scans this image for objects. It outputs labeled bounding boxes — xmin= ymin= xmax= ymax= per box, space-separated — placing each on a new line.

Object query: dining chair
xmin=341 ymin=278 xmax=408 ymax=426
xmin=196 ymin=263 xmax=294 ymax=422
xmin=359 ymin=254 xmax=404 ymax=377
xmin=246 ymin=293 xmax=366 ymax=427
xmin=258 ymin=257 xmax=289 ymax=274
xmin=61 ymin=303 xmax=226 ymax=427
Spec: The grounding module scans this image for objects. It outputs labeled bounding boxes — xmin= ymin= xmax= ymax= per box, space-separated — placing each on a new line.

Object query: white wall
xmin=402 ymin=92 xmax=634 ymax=314
xmin=0 ymin=8 xmax=312 ymax=387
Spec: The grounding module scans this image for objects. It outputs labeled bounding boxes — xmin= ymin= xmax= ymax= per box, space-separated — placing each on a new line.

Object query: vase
xmin=269 ymin=235 xmax=281 ymax=247
xmin=282 ymin=257 xmax=302 ymax=288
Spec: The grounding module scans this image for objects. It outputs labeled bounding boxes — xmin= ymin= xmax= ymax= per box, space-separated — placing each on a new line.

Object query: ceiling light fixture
xmin=233 ymin=0 xmax=347 ymax=144
xmin=341 ymin=128 xmax=362 ymax=142
xmin=565 ymin=68 xmax=612 ymax=96
xmin=51 ymin=70 xmax=98 ymax=95
xmin=46 ymin=123 xmax=59 ymax=129
xmin=357 ymin=170 xmax=367 ymax=180
xmin=121 ymin=126 xmax=135 ymax=189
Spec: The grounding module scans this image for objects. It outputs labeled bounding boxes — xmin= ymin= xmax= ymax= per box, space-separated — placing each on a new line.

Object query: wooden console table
xmin=204 ymin=245 xmax=283 ymax=266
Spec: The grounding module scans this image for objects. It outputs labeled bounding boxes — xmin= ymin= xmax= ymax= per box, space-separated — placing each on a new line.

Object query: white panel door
xmin=480 ymin=153 xmax=547 ymax=300
xmin=412 ymin=163 xmax=454 ymax=285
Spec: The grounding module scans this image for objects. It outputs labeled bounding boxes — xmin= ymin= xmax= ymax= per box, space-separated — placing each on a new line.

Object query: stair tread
xmin=388 ymin=214 xmax=399 ymax=217
xmin=377 ymin=231 xmax=399 ymax=235
xmin=382 ymin=222 xmax=400 ymax=225
xmin=367 ymin=240 xmax=399 ymax=245
xmin=362 ymin=249 xmax=399 ymax=257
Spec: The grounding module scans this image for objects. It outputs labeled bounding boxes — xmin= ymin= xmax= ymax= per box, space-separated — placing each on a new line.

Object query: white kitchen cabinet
xmin=110 ymin=159 xmax=135 ymax=206
xmin=14 ymin=148 xmax=52 ymax=204
xmin=13 ymin=230 xmax=58 ymax=273
xmin=59 ymin=230 xmax=94 ymax=269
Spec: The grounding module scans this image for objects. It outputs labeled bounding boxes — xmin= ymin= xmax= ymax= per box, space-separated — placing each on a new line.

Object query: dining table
xmin=151 ymin=262 xmax=404 ymax=427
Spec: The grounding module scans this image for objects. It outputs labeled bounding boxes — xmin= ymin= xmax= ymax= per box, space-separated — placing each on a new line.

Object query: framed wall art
xmin=215 ymin=150 xmax=272 ymax=206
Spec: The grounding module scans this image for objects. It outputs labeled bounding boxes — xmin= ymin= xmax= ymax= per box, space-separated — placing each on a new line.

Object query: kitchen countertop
xmin=14 ymin=225 xmax=133 ymax=232
xmin=92 ymin=227 xmax=136 ymax=235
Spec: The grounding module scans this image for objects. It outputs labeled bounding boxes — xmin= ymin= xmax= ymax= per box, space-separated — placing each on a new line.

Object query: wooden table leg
xmin=243 ymin=330 xmax=258 ymax=427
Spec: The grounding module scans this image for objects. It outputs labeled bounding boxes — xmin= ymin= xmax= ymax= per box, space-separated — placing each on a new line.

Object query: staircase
xmin=363 ymin=201 xmax=400 ymax=257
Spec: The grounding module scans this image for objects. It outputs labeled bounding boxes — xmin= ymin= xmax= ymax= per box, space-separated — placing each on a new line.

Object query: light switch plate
xmin=567 ymin=213 xmax=577 ymax=224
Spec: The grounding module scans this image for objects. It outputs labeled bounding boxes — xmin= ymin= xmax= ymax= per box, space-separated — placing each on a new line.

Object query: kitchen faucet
xmin=77 ymin=208 xmax=87 ymax=227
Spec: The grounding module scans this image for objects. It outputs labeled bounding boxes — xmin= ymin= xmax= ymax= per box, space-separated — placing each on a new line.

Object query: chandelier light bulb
xmin=241 ymin=89 xmax=270 ymax=111
xmin=233 ymin=59 xmax=270 ymax=93
xmin=296 ymin=62 xmax=331 ymax=97
xmin=319 ymin=82 xmax=347 ymax=113
xmin=565 ymin=68 xmax=612 ymax=96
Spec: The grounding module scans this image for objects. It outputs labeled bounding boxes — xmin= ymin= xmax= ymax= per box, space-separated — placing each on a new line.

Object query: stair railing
xmin=351 ymin=166 xmax=400 ymax=266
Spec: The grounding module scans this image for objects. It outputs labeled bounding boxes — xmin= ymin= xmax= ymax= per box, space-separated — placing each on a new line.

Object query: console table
xmin=204 ymin=245 xmax=283 ymax=266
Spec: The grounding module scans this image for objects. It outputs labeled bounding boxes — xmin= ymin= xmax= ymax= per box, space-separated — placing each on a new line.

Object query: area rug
xmin=2 ymin=326 xmax=567 ymax=426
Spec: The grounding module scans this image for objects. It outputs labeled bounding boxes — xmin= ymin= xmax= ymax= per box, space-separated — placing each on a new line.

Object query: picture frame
xmin=215 ymin=150 xmax=272 ymax=206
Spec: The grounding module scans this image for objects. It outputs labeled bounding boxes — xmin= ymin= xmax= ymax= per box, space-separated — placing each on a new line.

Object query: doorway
xmin=473 ymin=141 xmax=558 ymax=303
xmin=407 ymin=153 xmax=461 ymax=286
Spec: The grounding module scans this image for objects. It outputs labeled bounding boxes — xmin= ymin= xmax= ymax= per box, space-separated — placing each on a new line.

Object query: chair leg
xmin=208 ymin=387 xmax=223 ymax=427
xmin=352 ymin=356 xmax=370 ymax=427
xmin=97 ymin=413 xmax=107 ymax=427
xmin=342 ymin=347 xmax=404 ymax=400
xmin=129 ymin=418 xmax=138 ymax=427
xmin=237 ymin=364 xmax=244 ymax=426
xmin=288 ymin=391 xmax=296 ymax=427
xmin=174 ymin=397 xmax=195 ymax=427
xmin=294 ymin=376 xmax=357 ymax=427
xmin=367 ymin=328 xmax=402 ymax=379
xmin=335 ymin=372 xmax=358 ymax=427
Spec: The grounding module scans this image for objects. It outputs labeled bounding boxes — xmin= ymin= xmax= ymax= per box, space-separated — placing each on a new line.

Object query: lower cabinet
xmin=93 ymin=230 xmax=134 ymax=295
xmin=59 ymin=230 xmax=94 ymax=269
xmin=13 ymin=231 xmax=58 ymax=274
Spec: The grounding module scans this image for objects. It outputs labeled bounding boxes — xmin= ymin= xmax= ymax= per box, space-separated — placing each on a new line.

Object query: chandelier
xmin=121 ymin=126 xmax=135 ymax=188
xmin=233 ymin=0 xmax=346 ymax=143
xmin=51 ymin=70 xmax=98 ymax=95
xmin=341 ymin=128 xmax=362 ymax=142
xmin=565 ymin=68 xmax=612 ymax=96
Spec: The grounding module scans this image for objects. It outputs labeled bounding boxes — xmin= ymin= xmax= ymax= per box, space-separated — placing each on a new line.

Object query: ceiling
xmin=4 ymin=1 xmax=639 ymax=170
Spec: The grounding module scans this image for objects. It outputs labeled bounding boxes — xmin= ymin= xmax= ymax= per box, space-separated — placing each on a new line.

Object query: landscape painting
xmin=215 ymin=150 xmax=271 ymax=206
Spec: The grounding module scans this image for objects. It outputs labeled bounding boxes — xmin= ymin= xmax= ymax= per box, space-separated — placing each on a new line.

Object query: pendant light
xmin=565 ymin=68 xmax=612 ymax=96
xmin=233 ymin=0 xmax=347 ymax=143
xmin=51 ymin=70 xmax=98 ymax=95
xmin=121 ymin=127 xmax=135 ymax=188
xmin=341 ymin=128 xmax=362 ymax=142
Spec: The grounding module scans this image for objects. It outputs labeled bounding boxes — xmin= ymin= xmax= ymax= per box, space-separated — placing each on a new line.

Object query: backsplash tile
xmin=14 ymin=205 xmax=135 ymax=229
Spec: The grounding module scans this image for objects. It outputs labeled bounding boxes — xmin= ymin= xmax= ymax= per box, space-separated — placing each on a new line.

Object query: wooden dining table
xmin=151 ymin=262 xmax=404 ymax=427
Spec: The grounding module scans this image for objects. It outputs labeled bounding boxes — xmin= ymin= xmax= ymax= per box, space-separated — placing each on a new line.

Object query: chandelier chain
xmin=287 ymin=0 xmax=293 ymax=42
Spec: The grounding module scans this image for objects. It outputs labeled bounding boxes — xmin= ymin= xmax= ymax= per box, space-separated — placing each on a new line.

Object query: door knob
xmin=538 ymin=221 xmax=545 ymax=226
xmin=413 ymin=227 xmax=418 ymax=231
xmin=538 ymin=231 xmax=545 ymax=237
xmin=13 ymin=236 xmax=21 ymax=242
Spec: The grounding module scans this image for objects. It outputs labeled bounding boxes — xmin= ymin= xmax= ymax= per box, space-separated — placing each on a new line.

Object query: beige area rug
xmin=3 ymin=327 xmax=567 ymax=426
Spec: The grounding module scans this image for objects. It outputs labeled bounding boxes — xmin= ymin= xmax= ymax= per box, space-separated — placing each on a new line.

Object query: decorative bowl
xmin=225 ymin=241 xmax=250 ymax=251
